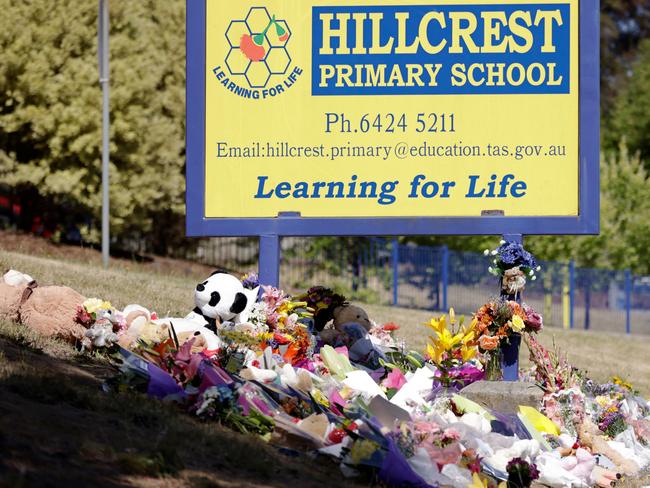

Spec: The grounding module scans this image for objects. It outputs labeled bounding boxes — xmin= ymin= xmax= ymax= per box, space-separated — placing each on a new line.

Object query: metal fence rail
xmin=186 ymin=237 xmax=650 ymax=335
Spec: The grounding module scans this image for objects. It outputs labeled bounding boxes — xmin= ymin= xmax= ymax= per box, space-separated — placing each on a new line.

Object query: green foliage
xmin=606 ymin=40 xmax=650 ymax=162
xmin=528 ymin=144 xmax=650 ymax=274
xmin=600 ymin=0 xmax=650 ymax=115
xmin=0 ymin=0 xmax=186 ymax=252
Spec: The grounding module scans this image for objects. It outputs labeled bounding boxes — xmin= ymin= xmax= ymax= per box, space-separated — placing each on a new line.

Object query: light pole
xmin=98 ymin=0 xmax=110 ymax=268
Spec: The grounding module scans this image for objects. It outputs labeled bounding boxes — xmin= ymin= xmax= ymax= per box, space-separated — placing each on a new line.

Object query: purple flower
xmin=506 ymin=458 xmax=540 ymax=488
xmin=241 ymin=272 xmax=259 ymax=290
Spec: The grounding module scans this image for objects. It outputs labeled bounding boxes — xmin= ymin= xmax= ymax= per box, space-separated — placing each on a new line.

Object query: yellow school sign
xmin=187 ymin=0 xmax=599 ymax=236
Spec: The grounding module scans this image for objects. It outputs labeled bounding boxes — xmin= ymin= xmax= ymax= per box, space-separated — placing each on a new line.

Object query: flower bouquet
xmin=474 ymin=300 xmax=543 ymax=380
xmin=424 ymin=309 xmax=484 ymax=389
xmin=484 ymin=241 xmax=541 ymax=298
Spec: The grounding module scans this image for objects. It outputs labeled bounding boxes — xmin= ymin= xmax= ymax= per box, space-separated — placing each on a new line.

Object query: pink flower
xmin=442 ymin=428 xmax=461 ymax=442
xmin=184 ymin=353 xmax=203 ymax=382
xmin=75 ymin=305 xmax=94 ymax=326
xmin=413 ymin=421 xmax=441 ymax=438
xmin=423 ymin=442 xmax=462 ymax=467
xmin=174 ymin=337 xmax=197 ymax=363
xmin=334 ymin=346 xmax=349 ymax=358
xmin=523 ymin=305 xmax=543 ymax=332
xmin=383 ymin=368 xmax=407 ymax=390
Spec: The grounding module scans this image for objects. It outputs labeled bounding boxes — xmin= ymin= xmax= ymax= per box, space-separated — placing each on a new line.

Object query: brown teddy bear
xmin=317 ymin=304 xmax=373 ymax=347
xmin=1 ymin=270 xmax=87 ymax=343
xmin=332 ymin=304 xmax=372 ymax=332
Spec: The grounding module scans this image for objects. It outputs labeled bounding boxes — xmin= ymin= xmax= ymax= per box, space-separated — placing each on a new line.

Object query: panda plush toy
xmin=185 ymin=271 xmax=260 ymax=333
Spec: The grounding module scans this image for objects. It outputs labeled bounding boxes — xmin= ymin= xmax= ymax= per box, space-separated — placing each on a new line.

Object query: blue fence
xmin=185 ymin=237 xmax=650 ymax=336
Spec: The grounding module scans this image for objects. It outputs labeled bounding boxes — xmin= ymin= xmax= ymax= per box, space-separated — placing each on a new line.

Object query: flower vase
xmin=499 ymin=276 xmax=522 ymax=382
xmin=485 ymin=349 xmax=503 ymax=381
xmin=501 ymin=333 xmax=521 ymax=381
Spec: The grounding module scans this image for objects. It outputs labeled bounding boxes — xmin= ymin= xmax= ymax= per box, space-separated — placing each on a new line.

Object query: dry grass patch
xmin=0 ymin=250 xmax=197 ymax=317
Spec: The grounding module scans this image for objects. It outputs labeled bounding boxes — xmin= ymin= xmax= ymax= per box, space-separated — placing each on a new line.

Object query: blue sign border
xmin=186 ymin=0 xmax=599 ymax=237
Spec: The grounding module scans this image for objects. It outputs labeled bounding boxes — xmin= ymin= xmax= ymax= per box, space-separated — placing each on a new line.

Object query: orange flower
xmin=479 ymin=335 xmax=500 ymax=351
xmin=496 ymin=326 xmax=509 ymax=337
xmin=477 ymin=321 xmax=489 ymax=333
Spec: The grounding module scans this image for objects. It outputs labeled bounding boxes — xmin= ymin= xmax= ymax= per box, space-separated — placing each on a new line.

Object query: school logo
xmin=213 ymin=7 xmax=302 ymax=99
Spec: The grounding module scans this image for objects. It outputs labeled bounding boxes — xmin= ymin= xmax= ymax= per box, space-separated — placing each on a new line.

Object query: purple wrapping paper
xmin=146 ymin=363 xmax=186 ymax=400
xmin=199 ymin=364 xmax=234 ymax=394
xmin=490 ymin=411 xmax=532 ymax=440
xmin=378 ymin=438 xmax=433 ymax=488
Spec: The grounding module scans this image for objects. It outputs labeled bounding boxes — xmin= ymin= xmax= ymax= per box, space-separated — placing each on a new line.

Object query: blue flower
xmin=496 ymin=242 xmax=537 ymax=269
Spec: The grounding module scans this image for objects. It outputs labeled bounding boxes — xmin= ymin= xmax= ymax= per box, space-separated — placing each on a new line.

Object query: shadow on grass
xmin=0 ymin=335 xmax=360 ymax=488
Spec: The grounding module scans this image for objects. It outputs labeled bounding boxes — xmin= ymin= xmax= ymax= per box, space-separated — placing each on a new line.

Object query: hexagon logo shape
xmin=223 ymin=7 xmax=293 ymax=89
xmin=225 ymin=48 xmax=250 ymax=76
xmin=245 ymin=61 xmax=271 ymax=88
xmin=265 ymin=47 xmax=291 ymax=75
xmin=225 ymin=21 xmax=250 ymax=48
xmin=245 ymin=7 xmax=271 ymax=33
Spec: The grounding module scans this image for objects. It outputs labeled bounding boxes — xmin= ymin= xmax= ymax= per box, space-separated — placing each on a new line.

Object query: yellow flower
xmin=427 ymin=342 xmax=446 ymax=364
xmin=595 ymin=396 xmax=609 ymax=407
xmin=511 ymin=315 xmax=525 ymax=332
xmin=467 ymin=474 xmax=506 ymax=488
xmin=310 ymin=389 xmax=330 ymax=408
xmin=461 ymin=329 xmax=475 ymax=345
xmin=449 ymin=308 xmax=456 ymax=324
xmin=613 ymin=376 xmax=633 ymax=390
xmin=461 ymin=344 xmax=477 ymax=362
xmin=349 ymin=439 xmax=379 ymax=464
xmin=426 ymin=315 xmax=447 ymax=334
xmin=259 ymin=332 xmax=274 ymax=341
xmin=83 ymin=297 xmax=111 ymax=314
xmin=467 ymin=473 xmax=489 ymax=488
xmin=277 ymin=302 xmax=291 ymax=314
xmin=436 ymin=327 xmax=465 ymax=351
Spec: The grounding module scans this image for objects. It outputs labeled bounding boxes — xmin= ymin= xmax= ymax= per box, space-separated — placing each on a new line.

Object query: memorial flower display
xmin=3 ymin=250 xmax=650 ymax=488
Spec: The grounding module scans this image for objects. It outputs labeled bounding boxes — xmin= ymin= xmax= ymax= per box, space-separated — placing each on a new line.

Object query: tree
xmin=605 ymin=39 xmax=650 ymax=162
xmin=0 ymin=0 xmax=186 ymax=253
xmin=528 ymin=144 xmax=650 ymax=274
xmin=600 ymin=0 xmax=650 ymax=116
